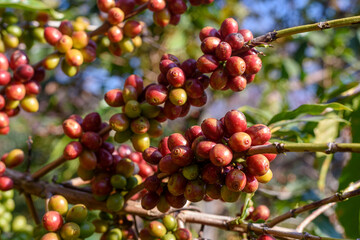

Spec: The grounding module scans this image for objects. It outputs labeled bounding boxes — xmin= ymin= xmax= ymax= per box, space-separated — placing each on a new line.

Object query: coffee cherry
xmin=168 ymin=133 xmax=189 ymax=151
xmin=43 ymin=53 xmax=61 ymax=70
xmin=79 ymin=222 xmax=96 ymax=239
xmin=246 ymin=154 xmax=270 ymax=176
xmin=180 ymin=59 xmax=197 ymax=77
xmin=109 ymin=113 xmax=130 ymax=132
xmin=143 ymin=147 xmax=163 ymax=165
xmin=165 ymin=190 xmax=187 ymax=208
xmin=25 ymin=80 xmax=41 ymax=95
xmin=44 ymin=27 xmax=62 ymax=45
xmin=63 ymin=141 xmax=83 ymax=160
xmin=108 ymin=7 xmax=125 ymax=24
xmin=238 ymin=29 xmax=253 ymax=42
xmin=224 ymin=110 xmax=247 ymax=135
xmin=153 ymin=8 xmax=171 ymax=26
xmin=228 ymin=132 xmax=252 ymax=152
xmin=228 ymin=75 xmax=247 ymax=92
xmin=215 ymin=41 xmax=232 ymax=61
xmin=124 ymin=100 xmax=141 ymax=118
xmin=3 ymin=148 xmax=24 ymax=168
xmin=60 ymin=222 xmax=81 ymax=240
xmin=220 ymin=18 xmax=238 ymax=38
xmin=106 ymin=193 xmax=125 ymax=211
xmin=79 ymin=149 xmax=97 ymax=170
xmin=63 ymin=119 xmax=83 ymax=138
xmin=81 ymin=132 xmax=102 ymax=150
xmin=168 ymin=172 xmax=188 ymax=196
xmin=256 ymin=169 xmax=273 ymax=183
xmin=40 ymin=233 xmax=61 ymax=240
xmin=72 ymin=31 xmax=89 ymax=49
xmin=171 ymin=145 xmax=193 ymax=166
xmin=55 ymin=35 xmax=73 ymax=53
xmin=0 ymin=161 xmax=5 ymax=176
xmin=263 ymin=142 xmax=277 ymax=162
xmin=148 ymin=0 xmax=166 ymax=11
xmin=210 ymin=67 xmax=228 ymax=90
xmin=141 ymin=191 xmax=160 ymax=210
xmin=0 ymin=53 xmax=9 ymax=71
xmin=174 ymin=228 xmax=192 ymax=240
xmin=20 ymin=95 xmax=39 ymax=112
xmin=158 ymin=136 xmax=171 ymax=155
xmin=210 ymin=143 xmax=233 ymax=166
xmin=130 ymin=116 xmax=150 ymax=134
xmin=0 ymin=176 xmax=13 ymax=191
xmin=0 ymin=70 xmax=10 ymax=86
xmin=201 ymin=37 xmax=221 ymax=54
xmin=149 ymin=221 xmax=167 ymax=238
xmin=105 ymin=89 xmax=124 ymax=107
xmin=5 ymin=82 xmax=26 ymax=100
xmin=59 ymin=20 xmax=74 ymax=35
xmin=167 ymin=67 xmax=186 ymax=87
xmin=221 ymin=185 xmax=240 ymax=202
xmin=146 ymin=84 xmax=168 ymax=105
xmin=97 ymin=0 xmax=115 ymax=12
xmin=243 ymin=55 xmax=262 ymax=75
xmin=43 ymin=211 xmax=63 ymax=232
xmin=188 ymin=92 xmax=207 ymax=107
xmin=163 ymin=100 xmax=182 ymax=120
xmin=199 ymin=26 xmax=220 ymax=41
xmin=224 ymin=32 xmax=244 ymax=50
xmin=65 ymin=49 xmax=84 ymax=66
xmin=184 ymin=179 xmax=205 ymax=202
xmin=197 ymin=54 xmax=219 ymax=73
xmin=195 ymin=140 xmax=216 ymax=160
xmin=206 ymin=183 xmax=221 ymax=199
xmin=10 ymin=50 xmax=29 ymax=70
xmin=225 ymin=56 xmax=246 ymax=76
xmin=66 ymin=204 xmax=87 ymax=224
xmin=245 ymin=124 xmax=271 ymax=145
xmin=123 ymin=21 xmax=143 ymax=38
xmin=251 ymin=205 xmax=270 ymax=221
xmin=159 ymin=154 xmax=180 ymax=174
xmin=48 ymin=195 xmax=68 ymax=216
xmin=169 ymin=88 xmax=187 ymax=106
xmin=131 ymin=133 xmax=150 ymax=152
xmin=201 ymin=118 xmax=224 ymax=141
xmin=225 ymin=169 xmax=246 ymax=192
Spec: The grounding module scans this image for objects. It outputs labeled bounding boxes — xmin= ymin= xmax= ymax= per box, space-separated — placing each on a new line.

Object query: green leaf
xmin=336 ymin=105 xmax=360 ymax=238
xmin=268 ymin=103 xmax=352 ymax=126
xmin=0 ymin=0 xmax=63 ymax=19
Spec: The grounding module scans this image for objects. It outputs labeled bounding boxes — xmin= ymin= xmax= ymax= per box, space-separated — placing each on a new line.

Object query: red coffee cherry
xmin=201 ymin=163 xmax=221 ymax=184
xmin=168 ymin=0 xmax=188 ymax=14
xmin=159 ymin=154 xmax=180 ymax=174
xmin=228 ymin=75 xmax=247 ymax=92
xmin=210 ymin=67 xmax=228 ymax=90
xmin=210 ymin=143 xmax=233 ymax=166
xmin=158 ymin=136 xmax=170 ymax=155
xmin=201 ymin=37 xmax=221 ymax=54
xmin=0 ymin=53 xmax=9 ymax=71
xmin=245 ymin=124 xmax=271 ymax=146
xmin=263 ymin=142 xmax=277 ymax=162
xmin=143 ymin=147 xmax=163 ymax=165
xmin=180 ymin=59 xmax=197 ymax=78
xmin=243 ymin=174 xmax=259 ymax=193
xmin=0 ymin=70 xmax=11 ymax=85
xmin=257 ymin=235 xmax=276 ymax=240
xmin=0 ymin=176 xmax=13 ymax=191
xmin=168 ymin=173 xmax=188 ymax=196
xmin=5 ymin=82 xmax=26 ymax=100
xmin=108 ymin=26 xmax=123 ymax=43
xmin=171 ymin=145 xmax=194 ymax=167
xmin=148 ymin=0 xmax=166 ymax=12
xmin=243 ymin=55 xmax=262 ymax=75
xmin=123 ymin=21 xmax=143 ymax=38
xmin=97 ymin=0 xmax=115 ymax=12
xmin=225 ymin=169 xmax=246 ymax=192
xmin=195 ymin=140 xmax=216 ymax=161
xmin=166 ymin=67 xmax=186 ymax=87
xmin=63 ymin=141 xmax=83 ymax=160
xmin=224 ymin=110 xmax=247 ymax=135
xmin=42 ymin=211 xmax=64 ymax=232
xmin=246 ymin=154 xmax=270 ymax=176
xmin=201 ymin=118 xmax=224 ymax=141
xmin=59 ymin=20 xmax=74 ymax=36
xmin=215 ymin=41 xmax=232 ymax=61
xmin=44 ymin=27 xmax=62 ymax=46
xmin=141 ymin=191 xmax=160 ymax=210
xmin=224 ymin=33 xmax=244 ymax=51
xmin=104 ymin=89 xmax=124 ymax=107
xmin=225 ymin=56 xmax=246 ymax=76
xmin=10 ymin=50 xmax=29 ymax=70
xmin=197 ymin=54 xmax=219 ymax=73
xmin=167 ymin=133 xmax=189 ymax=151
xmin=153 ymin=9 xmax=171 ymax=27
xmin=81 ymin=132 xmax=102 ymax=151
xmin=146 ymin=84 xmax=168 ymax=106
xmin=251 ymin=205 xmax=270 ymax=221
xmin=238 ymin=29 xmax=253 ymax=42
xmin=108 ymin=7 xmax=125 ymax=25
xmin=184 ymin=125 xmax=203 ymax=144
xmin=228 ymin=132 xmax=252 ymax=152
xmin=63 ymin=119 xmax=83 ymax=139
xmin=199 ymin=26 xmax=220 ymax=41
xmin=163 ymin=100 xmax=182 ymax=120
xmin=82 ymin=112 xmax=102 ymax=132
xmin=184 ymin=180 xmax=206 ymax=202
xmin=220 ymin=18 xmax=238 ymax=39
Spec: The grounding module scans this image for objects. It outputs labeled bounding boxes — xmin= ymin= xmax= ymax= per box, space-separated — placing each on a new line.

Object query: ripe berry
xmin=59 ymin=20 xmax=74 ymax=36
xmin=55 ymin=35 xmax=73 ymax=53
xmin=82 ymin=112 xmax=102 ymax=132
xmin=199 ymin=26 xmax=220 ymax=41
xmin=171 ymin=145 xmax=193 ymax=166
xmin=97 ymin=0 xmax=115 ymax=12
xmin=238 ymin=29 xmax=253 ymax=42
xmin=125 ymin=74 xmax=144 ymax=95
xmin=195 ymin=140 xmax=216 ymax=160
xmin=215 ymin=41 xmax=232 ymax=61
xmin=104 ymin=89 xmax=124 ymax=107
xmin=197 ymin=54 xmax=219 ymax=73
xmin=42 ymin=211 xmax=63 ymax=232
xmin=143 ymin=147 xmax=163 ymax=165
xmin=201 ymin=37 xmax=221 ymax=54
xmin=225 ymin=56 xmax=246 ymax=76
xmin=159 ymin=154 xmax=180 ymax=174
xmin=81 ymin=132 xmax=102 ymax=150
xmin=5 ymin=82 xmax=26 ymax=100
xmin=167 ymin=67 xmax=186 ymax=87
xmin=228 ymin=75 xmax=247 ymax=92
xmin=243 ymin=174 xmax=259 ymax=193
xmin=108 ymin=7 xmax=125 ymax=25
xmin=63 ymin=119 xmax=83 ymax=138
xmin=245 ymin=124 xmax=271 ymax=145
xmin=148 ymin=0 xmax=166 ymax=12
xmin=246 ymin=154 xmax=270 ymax=176
xmin=224 ymin=33 xmax=244 ymax=51
xmin=79 ymin=150 xmax=97 ymax=170
xmin=163 ymin=100 xmax=182 ymax=120
xmin=168 ymin=0 xmax=187 ymax=14
xmin=167 ymin=133 xmax=189 ymax=151
xmin=188 ymin=93 xmax=207 ymax=107
xmin=184 ymin=180 xmax=206 ymax=202
xmin=174 ymin=228 xmax=192 ymax=240
xmin=164 ymin=191 xmax=187 ymax=208
xmin=0 ymin=53 xmax=9 ymax=71
xmin=257 ymin=235 xmax=276 ymax=240
xmin=201 ymin=118 xmax=224 ymax=141
xmin=225 ymin=169 xmax=246 ymax=192
xmin=10 ymin=50 xmax=28 ymax=70
xmin=25 ymin=80 xmax=41 ymax=95
xmin=263 ymin=142 xmax=277 ymax=162
xmin=153 ymin=9 xmax=171 ymax=27
xmin=243 ymin=54 xmax=262 ymax=75
xmin=228 ymin=132 xmax=252 ymax=152
xmin=209 ymin=143 xmax=233 ymax=166
xmin=146 ymin=84 xmax=168 ymax=105
xmin=210 ymin=67 xmax=228 ymax=90
xmin=224 ymin=110 xmax=247 ymax=135
xmin=149 ymin=221 xmax=167 ymax=238
xmin=123 ymin=21 xmax=143 ymax=38
xmin=0 ymin=70 xmax=11 ymax=85
xmin=44 ymin=27 xmax=62 ymax=45
xmin=251 ymin=205 xmax=270 ymax=221
xmin=220 ymin=18 xmax=238 ymax=38
xmin=63 ymin=141 xmax=83 ymax=160
xmin=141 ymin=191 xmax=160 ymax=210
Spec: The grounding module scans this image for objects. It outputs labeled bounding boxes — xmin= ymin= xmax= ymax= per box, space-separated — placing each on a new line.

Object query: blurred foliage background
xmin=1 ymin=0 xmax=360 ymax=239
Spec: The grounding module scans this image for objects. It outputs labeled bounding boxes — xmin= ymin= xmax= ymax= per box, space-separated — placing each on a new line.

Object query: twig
xmin=61 ymin=177 xmax=90 ymax=187
xmin=132 ymin=214 xmax=140 ymax=238
xmin=24 ymin=193 xmax=40 ymax=225
xmin=296 ymin=181 xmax=360 ymax=232
xmin=266 ymin=181 xmax=360 ymax=228
xmin=26 ymin=136 xmax=33 ymax=173
xmin=31 ymin=125 xmax=111 ymax=180
xmin=243 ymin=142 xmax=360 ymax=156
xmin=234 ymin=15 xmax=360 ymax=54
xmin=5 ymin=168 xmax=353 ymax=240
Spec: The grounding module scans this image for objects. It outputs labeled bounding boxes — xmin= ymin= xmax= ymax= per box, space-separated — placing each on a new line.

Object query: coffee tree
xmin=0 ymin=0 xmax=360 ymax=239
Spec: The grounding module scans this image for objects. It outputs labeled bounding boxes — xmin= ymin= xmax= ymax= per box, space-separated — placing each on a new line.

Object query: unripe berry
xmin=72 ymin=31 xmax=89 ymax=49
xmin=3 ymin=149 xmax=24 ymax=168
xmin=184 ymin=179 xmax=206 ymax=202
xmin=169 ymin=88 xmax=187 ymax=106
xmin=153 ymin=8 xmax=171 ymax=27
xmin=56 ymin=35 xmax=73 ymax=53
xmin=109 ymin=113 xmax=130 ymax=132
xmin=256 ymin=169 xmax=273 ymax=183
xmin=65 ymin=49 xmax=84 ymax=66
xmin=48 ymin=195 xmax=68 ymax=216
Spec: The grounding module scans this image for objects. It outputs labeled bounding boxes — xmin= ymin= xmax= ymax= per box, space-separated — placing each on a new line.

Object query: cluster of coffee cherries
xmin=0 ymin=11 xmax=23 ymax=51
xmin=38 ymin=195 xmax=96 ymax=239
xmin=42 ymin=19 xmax=96 ymax=77
xmin=197 ymin=18 xmax=262 ymax=91
xmin=0 ymin=149 xmax=25 ymax=192
xmin=140 ymin=109 xmax=276 ymax=209
xmin=96 ymin=0 xmax=144 ymax=57
xmin=0 ymin=51 xmax=45 ymax=134
xmin=139 ymin=214 xmax=192 ymax=240
xmin=0 ymin=211 xmax=34 ymax=239
xmin=91 ymin=211 xmax=137 ymax=239
xmin=105 ymin=75 xmax=164 ymax=152
xmin=61 ymin=113 xmax=147 ymax=210
xmin=145 ymin=54 xmax=209 ymax=120
xmin=148 ymin=0 xmax=214 ymax=27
